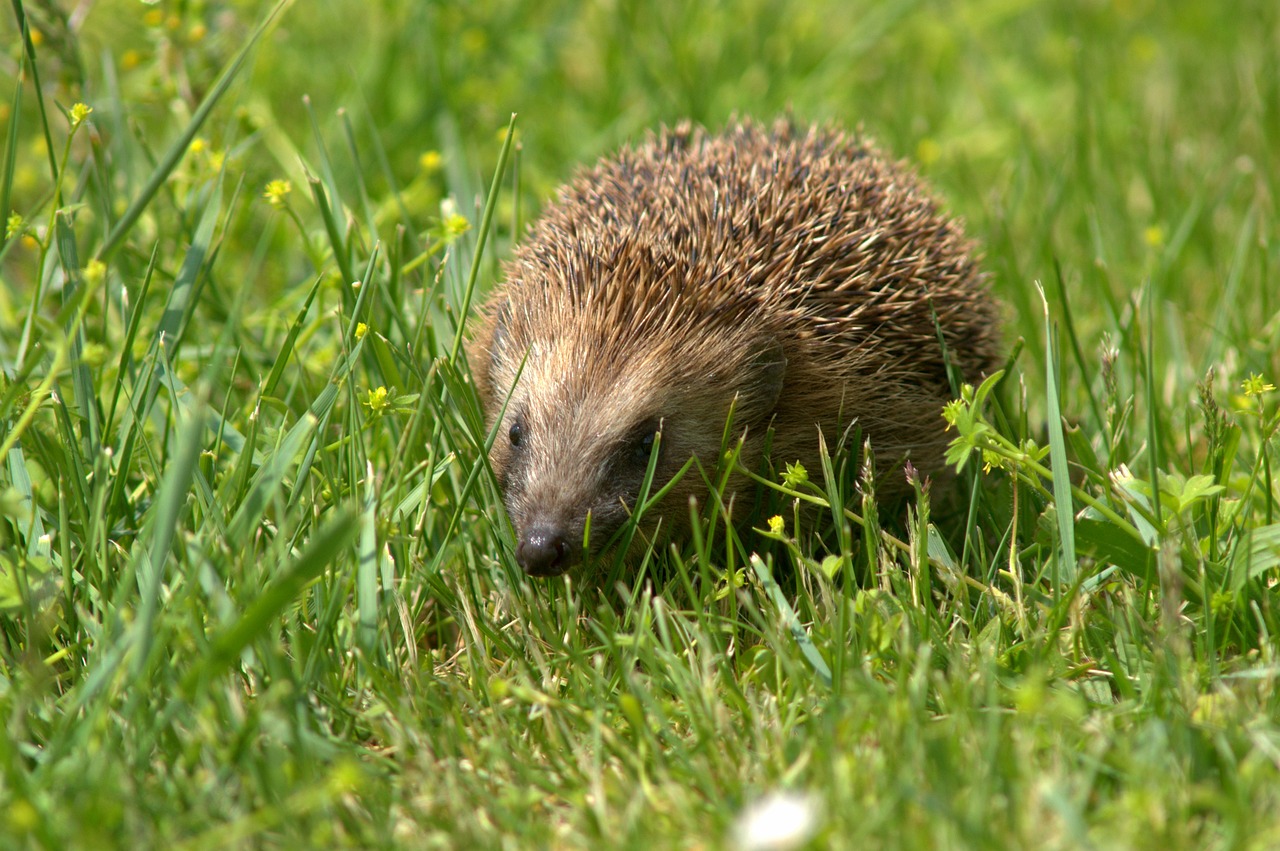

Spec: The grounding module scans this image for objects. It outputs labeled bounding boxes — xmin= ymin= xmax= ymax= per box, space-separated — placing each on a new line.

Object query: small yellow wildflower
xmin=263 ymin=179 xmax=292 ymax=209
xmin=463 ymin=28 xmax=487 ymax=55
xmin=782 ymin=461 xmax=809 ymax=489
xmin=7 ymin=798 xmax=39 ymax=833
xmin=69 ymin=103 xmax=93 ymax=128
xmin=355 ymin=322 xmax=368 ymax=340
xmin=327 ymin=759 xmax=363 ymax=795
xmin=419 ymin=150 xmax=443 ymax=173
xmin=916 ymin=138 xmax=941 ymax=167
xmin=364 ymin=386 xmax=390 ymax=413
xmin=767 ymin=515 xmax=785 ymax=536
xmin=1128 ymin=35 xmax=1158 ymax=64
xmin=188 ymin=23 xmax=208 ymax=42
xmin=143 ymin=8 xmax=164 ymax=27
xmin=121 ymin=49 xmax=142 ymax=71
xmin=5 ymin=212 xmax=24 ymax=239
xmin=81 ymin=343 xmax=108 ymax=368
xmin=942 ymin=398 xmax=964 ymax=429
xmin=83 ymin=259 xmax=106 ymax=286
xmin=443 ymin=213 xmax=470 ymax=236
xmin=1143 ymin=225 xmax=1165 ymax=248
xmin=1242 ymin=373 xmax=1275 ymax=397
xmin=189 ymin=137 xmax=207 ymax=155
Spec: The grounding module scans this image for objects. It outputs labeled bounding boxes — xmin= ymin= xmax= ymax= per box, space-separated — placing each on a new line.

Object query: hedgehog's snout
xmin=516 ymin=523 xmax=576 ymax=577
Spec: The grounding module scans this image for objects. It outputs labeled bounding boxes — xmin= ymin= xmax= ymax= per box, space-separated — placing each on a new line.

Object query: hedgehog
xmin=468 ymin=119 xmax=1001 ymax=578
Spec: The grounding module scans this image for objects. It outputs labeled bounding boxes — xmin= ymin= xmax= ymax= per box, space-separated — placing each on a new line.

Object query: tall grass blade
xmin=132 ymin=392 xmax=205 ymax=676
xmin=11 ymin=0 xmax=58 ymax=185
xmin=749 ymin=554 xmax=833 ymax=687
xmin=0 ymin=50 xmax=22 ymax=254
xmin=357 ymin=461 xmax=380 ymax=659
xmin=448 ymin=113 xmax=517 ymax=364
xmin=54 ymin=212 xmax=101 ymax=452
xmin=1041 ymin=285 xmax=1077 ymax=585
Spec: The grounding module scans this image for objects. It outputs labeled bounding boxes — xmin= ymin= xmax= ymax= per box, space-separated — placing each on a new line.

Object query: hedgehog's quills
xmin=468 ymin=119 xmax=1001 ymax=578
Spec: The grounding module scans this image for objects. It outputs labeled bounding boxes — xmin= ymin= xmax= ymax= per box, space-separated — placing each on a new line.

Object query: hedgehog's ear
xmin=738 ymin=338 xmax=786 ymax=424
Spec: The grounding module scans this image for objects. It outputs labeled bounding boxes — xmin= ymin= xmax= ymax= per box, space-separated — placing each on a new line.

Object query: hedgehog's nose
xmin=517 ymin=526 xmax=574 ymax=577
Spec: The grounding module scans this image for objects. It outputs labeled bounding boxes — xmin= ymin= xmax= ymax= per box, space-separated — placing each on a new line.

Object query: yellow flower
xmin=1242 ymin=373 xmax=1275 ymax=397
xmin=916 ymin=138 xmax=941 ymax=167
xmin=443 ymin=213 xmax=470 ymax=236
xmin=419 ymin=150 xmax=443 ymax=173
xmin=81 ymin=343 xmax=108 ymax=368
xmin=364 ymin=386 xmax=390 ymax=413
xmin=782 ymin=461 xmax=809 ymax=489
xmin=767 ymin=515 xmax=785 ymax=536
xmin=1143 ymin=225 xmax=1165 ymax=248
xmin=69 ymin=103 xmax=93 ymax=128
xmin=83 ymin=259 xmax=106 ymax=286
xmin=5 ymin=212 xmax=24 ymax=239
xmin=942 ymin=398 xmax=964 ymax=429
xmin=355 ymin=322 xmax=368 ymax=340
xmin=7 ymin=798 xmax=39 ymax=833
xmin=189 ymin=137 xmax=207 ymax=155
xmin=263 ymin=179 xmax=292 ymax=209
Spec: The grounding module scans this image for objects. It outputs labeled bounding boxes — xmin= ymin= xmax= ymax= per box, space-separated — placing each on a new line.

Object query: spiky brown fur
xmin=469 ymin=118 xmax=1001 ymax=577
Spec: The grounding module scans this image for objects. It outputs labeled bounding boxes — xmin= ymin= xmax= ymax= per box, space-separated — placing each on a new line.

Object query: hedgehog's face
xmin=477 ymin=307 xmax=785 ymax=578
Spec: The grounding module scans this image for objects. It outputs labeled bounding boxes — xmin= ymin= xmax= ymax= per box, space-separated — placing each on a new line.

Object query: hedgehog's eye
xmin=508 ymin=416 xmax=526 ymax=449
xmin=625 ymin=421 xmax=661 ymax=468
xmin=631 ymin=431 xmax=656 ymax=466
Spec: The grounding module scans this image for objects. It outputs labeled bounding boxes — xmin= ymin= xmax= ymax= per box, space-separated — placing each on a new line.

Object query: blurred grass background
xmin=1 ymin=0 xmax=1279 ymax=847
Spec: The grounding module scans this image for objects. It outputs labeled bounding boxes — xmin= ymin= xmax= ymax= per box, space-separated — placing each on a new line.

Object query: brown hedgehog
xmin=469 ymin=119 xmax=1000 ymax=578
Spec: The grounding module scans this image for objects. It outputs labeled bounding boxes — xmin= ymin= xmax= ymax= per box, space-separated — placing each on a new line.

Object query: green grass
xmin=2 ymin=0 xmax=1279 ymax=847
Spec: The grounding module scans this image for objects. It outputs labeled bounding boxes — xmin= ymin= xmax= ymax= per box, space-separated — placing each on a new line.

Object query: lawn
xmin=2 ymin=0 xmax=1279 ymax=848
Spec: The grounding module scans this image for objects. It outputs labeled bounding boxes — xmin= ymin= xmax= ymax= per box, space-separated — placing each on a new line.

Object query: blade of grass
xmin=132 ymin=383 xmax=205 ymax=677
xmin=1052 ymin=258 xmax=1103 ymax=432
xmin=1040 ymin=283 xmax=1077 ymax=586
xmin=1143 ymin=279 xmax=1164 ymax=527
xmin=55 ymin=211 xmax=101 ymax=452
xmin=0 ymin=45 xmax=22 ymax=255
xmin=357 ymin=460 xmax=380 ymax=660
xmin=11 ymin=0 xmax=58 ymax=188
xmin=448 ymin=113 xmax=517 ymax=364
xmin=749 ymin=554 xmax=833 ymax=687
